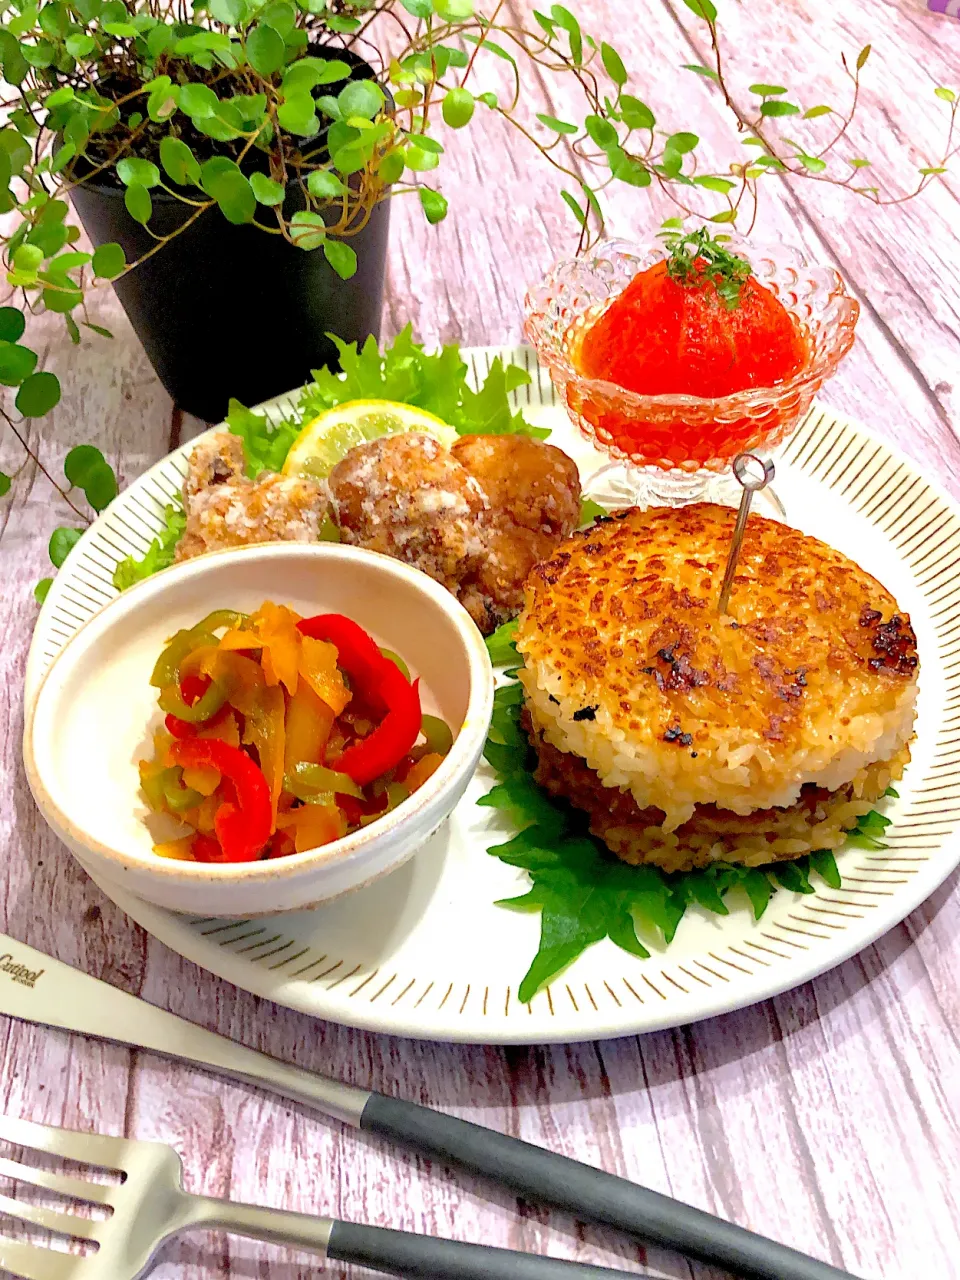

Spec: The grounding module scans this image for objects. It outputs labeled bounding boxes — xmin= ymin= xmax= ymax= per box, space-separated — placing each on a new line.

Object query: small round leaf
xmin=307 ymin=169 xmax=348 ymax=198
xmin=200 ymin=159 xmax=255 ymax=224
xmin=664 ymin=131 xmax=698 ymax=154
xmin=290 ymin=210 xmax=326 ymax=249
xmin=536 ymin=113 xmax=577 ymax=135
xmin=404 ymin=142 xmax=440 ymax=172
xmin=418 ymin=186 xmax=448 ymax=224
xmin=13 ymin=243 xmax=43 ymax=273
xmin=66 ymin=33 xmax=95 ymax=57
xmin=0 ymin=307 xmax=26 ymax=342
xmin=277 ymin=97 xmax=319 ymax=136
xmin=260 ymin=0 xmax=296 ymax=33
xmin=0 ymin=342 xmax=37 ymax=386
xmin=48 ymin=526 xmax=82 ymax=568
xmin=83 ymin=461 xmax=118 ymax=511
xmin=210 ymin=0 xmax=247 ymax=23
xmin=117 ymin=157 xmax=160 ymax=188
xmin=434 ymin=0 xmax=473 ymax=17
xmin=124 ymin=182 xmax=152 ymax=225
xmin=250 ymin=171 xmax=285 ymax=205
xmin=585 ymin=114 xmax=617 ymax=150
xmin=179 ymin=83 xmax=219 ymax=120
xmin=35 ymin=577 xmax=53 ymax=603
xmin=337 ymin=79 xmax=384 ymax=120
xmin=0 ymin=470 xmax=10 ymax=497
xmin=64 ymin=444 xmax=106 ymax=486
xmin=246 ymin=23 xmax=285 ymax=76
xmin=760 ymin=101 xmax=800 ymax=118
xmin=159 ymin=136 xmax=202 ymax=187
xmin=620 ymin=95 xmax=655 ymax=130
xmin=441 ymin=87 xmax=474 ymax=129
xmin=600 ymin=42 xmax=626 ymax=87
xmin=323 ymin=237 xmax=357 ymax=279
xmin=17 ymin=371 xmax=61 ymax=416
xmin=378 ymin=150 xmax=404 ymax=185
xmin=92 ymin=243 xmax=125 ymax=278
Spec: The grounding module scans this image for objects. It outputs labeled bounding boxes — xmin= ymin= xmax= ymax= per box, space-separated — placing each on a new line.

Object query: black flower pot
xmin=69 ymin=179 xmax=390 ymax=423
xmin=68 ymin=53 xmax=390 ymax=423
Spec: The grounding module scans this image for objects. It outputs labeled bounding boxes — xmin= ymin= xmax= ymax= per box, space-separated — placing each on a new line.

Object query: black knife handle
xmin=360 ymin=1093 xmax=863 ymax=1280
xmin=327 ymin=1220 xmax=640 ymax=1279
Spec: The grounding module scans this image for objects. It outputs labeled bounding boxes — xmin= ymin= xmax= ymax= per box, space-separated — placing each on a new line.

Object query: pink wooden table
xmin=2 ymin=2 xmax=960 ymax=1277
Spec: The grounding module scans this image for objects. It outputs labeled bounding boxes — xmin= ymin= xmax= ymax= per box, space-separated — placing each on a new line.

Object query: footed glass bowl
xmin=524 ymin=236 xmax=859 ymax=508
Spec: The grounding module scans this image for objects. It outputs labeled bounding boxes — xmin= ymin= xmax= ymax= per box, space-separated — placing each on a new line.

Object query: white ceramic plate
xmin=25 ymin=346 xmax=960 ymax=1044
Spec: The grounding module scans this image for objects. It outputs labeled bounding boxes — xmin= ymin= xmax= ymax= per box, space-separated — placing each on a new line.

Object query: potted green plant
xmin=0 ymin=0 xmax=954 ymax=586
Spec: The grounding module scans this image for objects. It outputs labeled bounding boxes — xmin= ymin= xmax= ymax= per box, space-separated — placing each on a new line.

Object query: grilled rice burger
xmin=516 ymin=504 xmax=919 ymax=873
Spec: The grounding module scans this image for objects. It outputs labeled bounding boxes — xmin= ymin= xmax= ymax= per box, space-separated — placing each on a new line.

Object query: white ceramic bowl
xmin=23 ymin=544 xmax=494 ymax=917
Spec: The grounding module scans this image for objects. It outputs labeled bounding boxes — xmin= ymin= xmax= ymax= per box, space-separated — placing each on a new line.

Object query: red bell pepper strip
xmin=297 ymin=614 xmax=387 ymax=706
xmin=191 ymin=833 xmax=226 ymax=863
xmin=170 ymin=738 xmax=272 ymax=862
xmin=297 ymin=613 xmax=423 ymax=786
xmin=164 ymin=714 xmax=196 ymax=740
xmin=336 ymin=666 xmax=423 ymax=787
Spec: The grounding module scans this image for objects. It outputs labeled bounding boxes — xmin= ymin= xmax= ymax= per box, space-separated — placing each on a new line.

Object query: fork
xmin=0 ymin=1115 xmax=638 ymax=1280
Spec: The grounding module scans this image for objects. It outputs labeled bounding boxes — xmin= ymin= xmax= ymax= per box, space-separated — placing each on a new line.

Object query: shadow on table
xmin=11 ymin=665 xmax=958 ymax=1119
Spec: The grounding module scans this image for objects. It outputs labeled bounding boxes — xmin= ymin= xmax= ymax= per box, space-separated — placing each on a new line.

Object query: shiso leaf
xmin=809 ymin=848 xmax=841 ymax=889
xmin=481 ymin=666 xmax=872 ymax=1001
xmin=485 ymin=617 xmax=519 ymax=666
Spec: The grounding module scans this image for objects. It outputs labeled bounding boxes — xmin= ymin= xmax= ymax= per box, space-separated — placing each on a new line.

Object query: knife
xmin=0 ymin=933 xmax=862 ymax=1280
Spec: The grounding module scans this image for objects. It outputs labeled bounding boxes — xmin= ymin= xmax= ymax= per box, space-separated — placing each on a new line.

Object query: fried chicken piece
xmin=328 ymin=433 xmax=490 ymax=600
xmin=452 ymin=435 xmax=581 ymax=630
xmin=182 ymin=429 xmax=246 ymax=501
xmin=450 ymin=435 xmax=581 ymax=537
xmin=330 ymin=431 xmax=581 ymax=633
xmin=177 ymin=429 xmax=328 ymax=562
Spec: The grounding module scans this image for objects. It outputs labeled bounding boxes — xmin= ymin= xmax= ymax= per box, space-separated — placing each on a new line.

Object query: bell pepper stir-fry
xmin=140 ymin=604 xmax=454 ymax=863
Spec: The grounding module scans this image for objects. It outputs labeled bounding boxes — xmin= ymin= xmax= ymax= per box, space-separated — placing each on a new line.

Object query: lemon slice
xmin=282 ymin=399 xmax=459 ymax=479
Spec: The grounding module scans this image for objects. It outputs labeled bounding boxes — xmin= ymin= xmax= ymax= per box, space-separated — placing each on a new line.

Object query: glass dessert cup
xmin=524 ymin=236 xmax=860 ymax=509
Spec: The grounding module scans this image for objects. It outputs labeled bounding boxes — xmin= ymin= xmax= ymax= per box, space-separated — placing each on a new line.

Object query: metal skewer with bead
xmin=717 ymin=453 xmax=776 ymax=614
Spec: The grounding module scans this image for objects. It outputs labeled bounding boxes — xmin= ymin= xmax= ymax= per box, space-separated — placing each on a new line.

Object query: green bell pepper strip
xmin=379 ymin=648 xmax=410 ymax=681
xmin=158 ymin=677 xmax=229 ymax=724
xmin=192 ymin=609 xmax=249 ymax=634
xmin=163 ymin=769 xmax=204 ymax=813
xmin=284 ymin=762 xmax=364 ymax=801
xmin=420 ymin=714 xmax=454 ymax=756
xmin=149 ymin=611 xmax=249 ymax=689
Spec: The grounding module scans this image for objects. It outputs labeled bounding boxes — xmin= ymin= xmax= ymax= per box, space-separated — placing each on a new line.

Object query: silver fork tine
xmin=0 ymin=1157 xmax=114 ymax=1207
xmin=0 ymin=1235 xmax=78 ymax=1280
xmin=0 ymin=1118 xmax=125 ymax=1171
xmin=0 ymin=1191 xmax=100 ymax=1241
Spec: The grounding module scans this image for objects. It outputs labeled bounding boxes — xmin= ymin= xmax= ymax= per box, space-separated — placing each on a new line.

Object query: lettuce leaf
xmin=226 ymin=325 xmax=547 ymax=477
xmin=113 ymin=500 xmax=185 ymax=591
xmin=299 ymin=325 xmax=541 ymax=437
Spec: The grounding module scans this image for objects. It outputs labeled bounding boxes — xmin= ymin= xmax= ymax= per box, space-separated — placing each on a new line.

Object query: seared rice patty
xmin=516 ymin=504 xmax=918 ymax=860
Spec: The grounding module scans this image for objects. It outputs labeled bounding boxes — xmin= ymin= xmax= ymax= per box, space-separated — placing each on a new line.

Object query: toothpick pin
xmin=717 ymin=453 xmax=775 ymax=614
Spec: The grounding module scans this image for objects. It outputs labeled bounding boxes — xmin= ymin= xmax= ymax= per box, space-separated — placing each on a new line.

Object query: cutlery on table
xmin=0 ymin=933 xmax=863 ymax=1280
xmin=0 ymin=1114 xmax=637 ymax=1280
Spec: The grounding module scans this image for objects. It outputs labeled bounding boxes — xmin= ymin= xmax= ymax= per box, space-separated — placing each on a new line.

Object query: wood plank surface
xmin=2 ymin=2 xmax=960 ymax=1278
